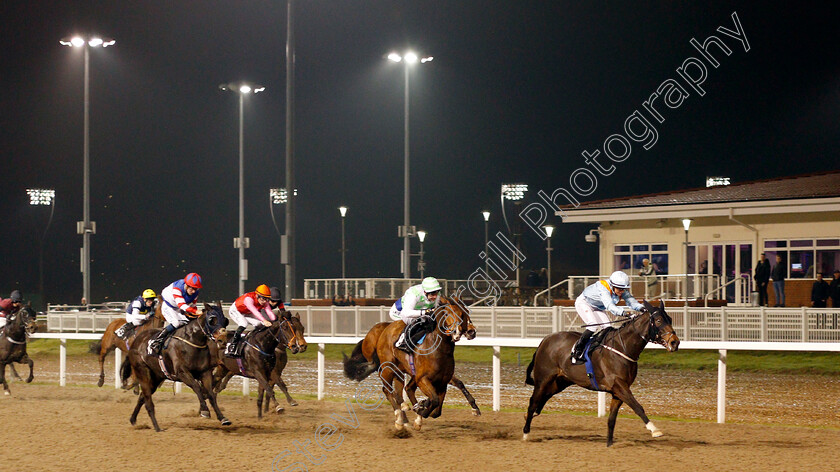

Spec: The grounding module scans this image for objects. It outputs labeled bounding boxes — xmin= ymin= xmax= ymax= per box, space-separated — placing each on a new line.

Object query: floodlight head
xmin=682 ymin=218 xmax=693 ymax=231
xmin=88 ymin=38 xmax=103 ymax=47
xmin=27 ymin=188 xmax=55 ymax=206
xmin=240 ymin=85 xmax=252 ymax=94
xmin=71 ymin=36 xmax=85 ymax=47
xmin=417 ymin=231 xmax=426 ymax=243
xmin=482 ymin=211 xmax=490 ymax=222
xmin=404 ymin=52 xmax=418 ymax=64
xmin=270 ymin=188 xmax=285 ymax=204
xmin=339 ymin=206 xmax=348 ymax=217
xmin=387 ymin=52 xmax=402 ymax=63
xmin=501 ymin=183 xmax=528 ymax=201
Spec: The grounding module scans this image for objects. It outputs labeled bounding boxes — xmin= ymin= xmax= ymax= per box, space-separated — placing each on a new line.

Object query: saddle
xmin=582 ymin=328 xmax=614 ymax=390
xmin=400 ymin=316 xmax=435 ymax=353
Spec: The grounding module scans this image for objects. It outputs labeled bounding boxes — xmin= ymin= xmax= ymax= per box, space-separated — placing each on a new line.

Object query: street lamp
xmin=388 ymin=50 xmax=433 ymax=279
xmin=220 ymin=81 xmax=265 ymax=294
xmin=501 ymin=183 xmax=528 ymax=287
xmin=682 ymin=218 xmax=693 ymax=307
xmin=60 ymin=34 xmax=114 ymax=304
xmin=482 ymin=211 xmax=490 ymax=275
xmin=417 ymin=230 xmax=427 ymax=280
xmin=544 ymin=225 xmax=554 ymax=304
xmin=339 ymin=206 xmax=348 ymax=278
xmin=28 ymin=189 xmax=56 ymax=309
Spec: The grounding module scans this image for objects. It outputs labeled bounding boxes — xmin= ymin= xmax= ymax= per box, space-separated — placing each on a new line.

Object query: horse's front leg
xmin=275 ymin=376 xmax=298 ymax=407
xmin=176 ymin=368 xmax=211 ymax=418
xmin=413 ymin=376 xmax=444 ymax=419
xmin=201 ymin=370 xmax=231 ymax=425
xmin=450 ymin=376 xmax=481 ymax=416
xmin=606 ymin=395 xmax=624 ymax=447
xmin=19 ymin=353 xmax=34 ymax=383
xmin=0 ymin=362 xmax=9 ymax=395
xmin=611 ymin=381 xmax=662 ymax=441
xmin=9 ymin=363 xmax=22 ymax=381
xmin=378 ymin=364 xmax=409 ymax=430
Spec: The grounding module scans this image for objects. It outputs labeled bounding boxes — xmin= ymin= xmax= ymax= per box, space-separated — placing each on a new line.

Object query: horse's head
xmin=643 ymin=300 xmax=680 ymax=352
xmin=287 ymin=312 xmax=307 ymax=353
xmin=10 ymin=304 xmax=38 ymax=335
xmin=270 ymin=310 xmax=304 ymax=354
xmin=202 ymin=303 xmax=229 ymax=341
xmin=435 ymin=295 xmax=473 ymax=342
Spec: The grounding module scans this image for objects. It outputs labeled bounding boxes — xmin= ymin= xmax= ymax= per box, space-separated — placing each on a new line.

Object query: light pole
xmin=60 ymin=35 xmax=114 ymax=305
xmin=417 ymin=230 xmax=427 ymax=280
xmin=682 ymin=218 xmax=693 ymax=307
xmin=28 ymin=189 xmax=56 ymax=309
xmin=220 ymin=82 xmax=265 ymax=294
xmin=501 ymin=183 xmax=528 ymax=287
xmin=482 ymin=211 xmax=490 ymax=275
xmin=387 ymin=51 xmax=433 ymax=279
xmin=544 ymin=225 xmax=554 ymax=304
xmin=339 ymin=206 xmax=348 ymax=278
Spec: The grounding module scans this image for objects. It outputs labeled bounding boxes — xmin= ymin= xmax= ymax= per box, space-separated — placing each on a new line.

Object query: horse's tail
xmin=89 ymin=340 xmax=102 ymax=354
xmin=342 ymin=340 xmax=379 ymax=382
xmin=120 ymin=356 xmax=133 ymax=384
xmin=525 ymin=351 xmax=537 ymax=386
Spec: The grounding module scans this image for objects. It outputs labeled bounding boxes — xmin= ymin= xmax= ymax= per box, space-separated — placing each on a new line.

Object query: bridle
xmin=433 ymin=297 xmax=470 ymax=342
xmin=641 ymin=310 xmax=677 ymax=348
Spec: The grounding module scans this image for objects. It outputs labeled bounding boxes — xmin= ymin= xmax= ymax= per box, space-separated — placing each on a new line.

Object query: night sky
xmin=2 ymin=1 xmax=839 ymax=304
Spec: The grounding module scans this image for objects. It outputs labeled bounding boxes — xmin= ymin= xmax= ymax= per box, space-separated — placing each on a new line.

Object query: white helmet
xmin=608 ymin=271 xmax=630 ymax=290
xmin=421 ymin=277 xmax=442 ymax=293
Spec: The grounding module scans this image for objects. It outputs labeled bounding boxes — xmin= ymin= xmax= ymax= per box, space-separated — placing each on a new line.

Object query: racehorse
xmin=342 ymin=295 xmax=472 ymax=430
xmin=95 ymin=300 xmax=164 ymax=388
xmin=122 ymin=303 xmax=230 ymax=431
xmin=523 ymin=300 xmax=680 ymax=446
xmin=211 ymin=312 xmax=303 ymax=418
xmin=343 ymin=317 xmax=481 ymax=419
xmin=264 ymin=313 xmax=308 ymax=412
xmin=0 ymin=304 xmax=37 ymax=395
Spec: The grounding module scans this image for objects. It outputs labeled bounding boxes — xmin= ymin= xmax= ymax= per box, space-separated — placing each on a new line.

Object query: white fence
xmin=33 ymin=305 xmax=840 ymax=424
xmin=303 ymin=278 xmax=510 ymax=300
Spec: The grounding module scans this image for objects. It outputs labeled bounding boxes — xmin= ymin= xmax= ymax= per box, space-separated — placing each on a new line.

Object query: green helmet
xmin=421 ymin=277 xmax=441 ymax=293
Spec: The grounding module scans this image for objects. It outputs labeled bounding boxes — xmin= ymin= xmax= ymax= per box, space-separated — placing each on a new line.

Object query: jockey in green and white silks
xmin=390 ymin=277 xmax=442 ymax=352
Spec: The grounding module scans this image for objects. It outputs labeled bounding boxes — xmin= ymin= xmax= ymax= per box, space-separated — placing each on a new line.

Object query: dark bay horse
xmin=344 ymin=317 xmax=481 ymax=420
xmin=343 ymin=295 xmax=472 ymax=430
xmin=0 ymin=305 xmax=37 ymax=395
xmin=523 ymin=300 xmax=680 ymax=446
xmin=211 ymin=313 xmax=302 ymax=418
xmin=122 ymin=303 xmax=230 ymax=431
xmin=96 ymin=301 xmax=164 ymax=387
xmin=264 ymin=313 xmax=308 ymax=412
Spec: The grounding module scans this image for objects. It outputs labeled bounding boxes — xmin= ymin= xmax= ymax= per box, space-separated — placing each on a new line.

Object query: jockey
xmin=148 ymin=273 xmax=204 ymax=355
xmin=0 ymin=291 xmax=24 ymax=330
xmin=225 ymin=284 xmax=277 ymax=358
xmin=268 ymin=286 xmax=285 ymax=313
xmin=115 ymin=289 xmax=158 ymax=339
xmin=571 ymin=271 xmax=645 ymax=364
xmin=391 ymin=277 xmax=441 ymax=352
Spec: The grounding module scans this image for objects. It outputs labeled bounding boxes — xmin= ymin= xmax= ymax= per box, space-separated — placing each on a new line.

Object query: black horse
xmin=211 ymin=313 xmax=302 ymax=418
xmin=122 ymin=303 xmax=230 ymax=431
xmin=523 ymin=300 xmax=680 ymax=446
xmin=0 ymin=304 xmax=37 ymax=395
xmin=264 ymin=313 xmax=308 ymax=412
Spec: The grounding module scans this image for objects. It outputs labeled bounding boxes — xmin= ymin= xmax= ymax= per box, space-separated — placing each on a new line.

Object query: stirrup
xmin=224 ymin=342 xmax=241 ymax=358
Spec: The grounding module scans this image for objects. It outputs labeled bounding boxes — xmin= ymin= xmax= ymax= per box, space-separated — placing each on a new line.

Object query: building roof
xmin=566 ymin=171 xmax=840 ymax=210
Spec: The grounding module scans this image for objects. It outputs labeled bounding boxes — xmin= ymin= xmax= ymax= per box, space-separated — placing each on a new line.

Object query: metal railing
xmin=532 ymin=278 xmax=571 ymax=307
xmin=302 ymin=278 xmax=511 ymax=300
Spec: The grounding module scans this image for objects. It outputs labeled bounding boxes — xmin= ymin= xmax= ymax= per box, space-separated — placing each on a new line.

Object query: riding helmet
xmin=142 ymin=289 xmax=157 ymax=299
xmin=422 ymin=277 xmax=442 ymax=293
xmin=608 ymin=271 xmax=631 ymax=290
xmin=255 ymin=284 xmax=271 ymax=298
xmin=184 ymin=273 xmax=203 ymax=289
xmin=269 ymin=286 xmax=283 ymax=302
xmin=10 ymin=290 xmax=22 ymax=302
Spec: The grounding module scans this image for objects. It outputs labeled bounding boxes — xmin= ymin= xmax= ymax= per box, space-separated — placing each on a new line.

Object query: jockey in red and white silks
xmin=225 ymin=284 xmax=276 ymax=358
xmin=148 ymin=273 xmax=203 ymax=355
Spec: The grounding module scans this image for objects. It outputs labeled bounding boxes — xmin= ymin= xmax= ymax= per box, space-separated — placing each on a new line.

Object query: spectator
xmin=811 ymin=273 xmax=830 ymax=308
xmin=754 ymin=253 xmax=771 ymax=306
xmin=830 ymin=270 xmax=840 ymax=308
xmin=346 ymin=295 xmax=357 ymax=306
xmin=771 ymin=255 xmax=785 ymax=307
xmin=526 ymin=270 xmax=540 ymax=287
xmin=639 ymin=258 xmax=658 ymax=298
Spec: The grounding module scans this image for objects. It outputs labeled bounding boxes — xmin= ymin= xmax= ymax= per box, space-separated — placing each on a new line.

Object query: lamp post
xmin=682 ymin=218 xmax=693 ymax=307
xmin=60 ymin=35 xmax=114 ymax=305
xmin=339 ymin=206 xmax=348 ymax=278
xmin=501 ymin=183 xmax=528 ymax=287
xmin=482 ymin=211 xmax=490 ymax=275
xmin=387 ymin=51 xmax=433 ymax=279
xmin=417 ymin=230 xmax=427 ymax=280
xmin=220 ymin=82 xmax=265 ymax=294
xmin=28 ymin=189 xmax=56 ymax=309
xmin=544 ymin=225 xmax=554 ymax=304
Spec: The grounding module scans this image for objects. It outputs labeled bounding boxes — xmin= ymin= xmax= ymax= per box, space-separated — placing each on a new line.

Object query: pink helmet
xmin=184 ymin=273 xmax=203 ymax=289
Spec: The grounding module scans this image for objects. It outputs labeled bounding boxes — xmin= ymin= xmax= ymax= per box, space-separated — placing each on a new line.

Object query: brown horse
xmin=344 ymin=317 xmax=481 ymax=419
xmin=211 ymin=313 xmax=303 ymax=418
xmin=96 ymin=301 xmax=164 ymax=388
xmin=522 ymin=300 xmax=680 ymax=446
xmin=264 ymin=313 xmax=308 ymax=412
xmin=122 ymin=303 xmax=230 ymax=431
xmin=0 ymin=304 xmax=37 ymax=395
xmin=342 ymin=295 xmax=472 ymax=430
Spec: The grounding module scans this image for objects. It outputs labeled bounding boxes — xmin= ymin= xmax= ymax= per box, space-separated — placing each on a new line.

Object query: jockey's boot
xmin=148 ymin=325 xmax=174 ymax=356
xmin=571 ymin=330 xmax=594 ymax=365
xmin=225 ymin=326 xmax=246 ymax=358
xmin=395 ymin=330 xmax=410 ymax=353
xmin=115 ymin=322 xmax=132 ymax=339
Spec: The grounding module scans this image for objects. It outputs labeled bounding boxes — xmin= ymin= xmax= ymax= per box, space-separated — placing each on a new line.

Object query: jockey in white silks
xmin=571 ymin=271 xmax=645 ymax=364
xmin=390 ymin=277 xmax=441 ymax=352
xmin=115 ymin=289 xmax=158 ymax=339
xmin=147 ymin=273 xmax=203 ymax=355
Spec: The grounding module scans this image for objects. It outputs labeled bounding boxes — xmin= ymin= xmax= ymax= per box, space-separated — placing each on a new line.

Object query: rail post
xmin=492 ymin=346 xmax=501 ymax=412
xmin=717 ymin=349 xmax=727 ymax=423
xmin=318 ymin=343 xmax=325 ymax=400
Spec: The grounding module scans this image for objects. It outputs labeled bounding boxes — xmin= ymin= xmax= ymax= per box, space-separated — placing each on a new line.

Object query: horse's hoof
xmin=200 ymin=410 xmax=211 ymax=419
xmin=275 ymin=406 xmax=285 ymax=414
xmin=401 ymin=402 xmax=411 ymax=412
xmin=289 ymin=400 xmax=298 ymax=407
xmin=646 ymin=421 xmax=663 ymax=438
xmin=3 ymin=391 xmax=9 ymax=396
xmin=413 ymin=417 xmax=423 ymax=430
xmin=651 ymin=430 xmax=663 ymax=438
xmin=97 ymin=379 xmax=104 ymax=387
xmin=25 ymin=378 xmax=33 ymax=384
xmin=394 ymin=422 xmax=404 ymax=431
xmin=221 ymin=417 xmax=232 ymax=426
xmin=522 ymin=433 xmax=529 ymax=441
xmin=472 ymin=408 xmax=481 ymax=417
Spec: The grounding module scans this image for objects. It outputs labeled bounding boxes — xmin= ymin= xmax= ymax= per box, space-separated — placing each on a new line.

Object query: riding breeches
xmin=0 ymin=317 xmax=5 ymax=329
xmin=161 ymin=302 xmax=190 ymax=328
xmin=126 ymin=312 xmax=149 ymax=326
xmin=575 ymin=296 xmax=611 ymax=333
xmin=228 ymin=304 xmax=262 ymax=328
